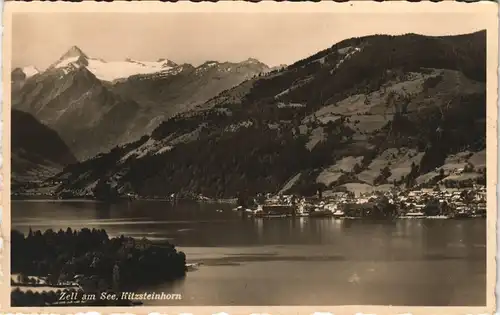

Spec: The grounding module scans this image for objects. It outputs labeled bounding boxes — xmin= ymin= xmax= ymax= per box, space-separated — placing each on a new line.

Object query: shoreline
xmin=11 ymin=199 xmax=103 ymax=203
xmin=10 ymin=196 xmax=238 ymax=204
xmin=10 ymin=198 xmax=486 ymax=220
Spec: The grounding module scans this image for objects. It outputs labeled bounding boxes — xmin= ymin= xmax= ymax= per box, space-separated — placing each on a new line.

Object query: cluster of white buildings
xmin=344 ymin=185 xmax=487 ymax=216
xmin=267 ymin=184 xmax=487 ymax=218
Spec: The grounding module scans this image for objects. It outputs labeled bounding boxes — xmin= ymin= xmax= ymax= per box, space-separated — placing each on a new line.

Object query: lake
xmin=11 ymin=200 xmax=487 ymax=306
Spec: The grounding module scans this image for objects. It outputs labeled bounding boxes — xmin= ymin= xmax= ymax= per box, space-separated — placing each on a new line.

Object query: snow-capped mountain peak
xmin=60 ymin=45 xmax=88 ymax=60
xmin=157 ymin=59 xmax=178 ymax=68
xmin=48 ymin=46 xmax=89 ymax=70
xmin=48 ymin=46 xmax=89 ymax=73
xmin=47 ymin=46 xmax=179 ymax=82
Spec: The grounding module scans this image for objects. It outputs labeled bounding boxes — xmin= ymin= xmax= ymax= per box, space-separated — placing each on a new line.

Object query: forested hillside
xmin=53 ymin=31 xmax=487 ymax=199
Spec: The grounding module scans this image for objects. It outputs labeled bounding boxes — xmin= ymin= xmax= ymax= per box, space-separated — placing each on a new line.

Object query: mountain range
xmin=11 ymin=46 xmax=272 ymax=162
xmin=12 ymin=31 xmax=487 ymax=199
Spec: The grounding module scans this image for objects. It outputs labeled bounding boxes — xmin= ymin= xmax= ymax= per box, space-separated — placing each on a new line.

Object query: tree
xmin=439 ymin=168 xmax=445 ymax=178
xmin=381 ymin=166 xmax=392 ymax=179
xmin=405 ymin=162 xmax=419 ymax=188
xmin=464 ymin=162 xmax=475 ymax=173
xmin=460 ymin=190 xmax=474 ymax=205
xmin=423 ymin=198 xmax=441 ymax=216
xmin=352 ymin=163 xmax=362 ymax=174
xmin=317 ymin=186 xmax=323 ymax=199
xmin=19 ymin=273 xmax=30 ymax=284
xmin=375 ymin=166 xmax=392 ymax=185
xmin=378 ymin=196 xmax=397 ymax=218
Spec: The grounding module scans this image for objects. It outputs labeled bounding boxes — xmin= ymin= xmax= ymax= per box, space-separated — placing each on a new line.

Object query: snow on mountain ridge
xmin=50 ymin=46 xmax=178 ymax=82
xmin=21 ymin=66 xmax=40 ymax=78
xmin=45 ymin=46 xmax=271 ymax=82
xmin=85 ymin=58 xmax=176 ymax=82
xmin=130 ymin=65 xmax=187 ymax=81
xmin=53 ymin=57 xmax=177 ymax=82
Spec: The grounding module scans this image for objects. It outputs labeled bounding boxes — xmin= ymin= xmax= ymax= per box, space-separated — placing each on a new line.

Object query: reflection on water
xmin=11 ymin=200 xmax=487 ymax=306
xmin=256 ymin=219 xmax=263 ymax=240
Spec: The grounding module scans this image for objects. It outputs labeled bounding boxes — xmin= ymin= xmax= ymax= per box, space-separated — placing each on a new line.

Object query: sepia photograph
xmin=3 ymin=2 xmax=497 ymax=313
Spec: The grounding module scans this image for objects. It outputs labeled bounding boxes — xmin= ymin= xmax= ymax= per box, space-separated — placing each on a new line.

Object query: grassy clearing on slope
xmin=437 ymin=151 xmax=474 ymax=174
xmin=316 ymin=156 xmax=364 ymax=187
xmin=356 ymin=148 xmax=424 ymax=184
xmin=443 ymin=173 xmax=482 ymax=182
xmin=386 ymin=152 xmax=425 ymax=182
xmin=316 ymin=171 xmax=343 ymax=187
xmin=332 ymin=156 xmax=365 ymax=173
xmin=468 ymin=149 xmax=486 ymax=169
xmin=348 ymin=114 xmax=390 ymax=134
xmin=279 ymin=173 xmax=302 ymax=194
xmin=306 ymin=127 xmax=326 ymax=151
xmin=416 ymin=150 xmax=485 ymax=186
xmin=301 ymin=69 xmax=445 ymax=142
xmin=415 ymin=171 xmax=440 ymax=186
xmin=338 ymin=183 xmax=395 ymax=197
xmin=438 ymin=150 xmax=485 ymax=174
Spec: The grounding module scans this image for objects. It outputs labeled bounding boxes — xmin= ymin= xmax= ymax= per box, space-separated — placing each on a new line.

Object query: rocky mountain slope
xmin=54 ymin=31 xmax=487 ymax=199
xmin=12 ymin=64 xmax=141 ymax=161
xmin=12 ymin=46 xmax=272 ymax=160
xmin=11 ymin=66 xmax=40 ymax=95
xmin=11 ymin=110 xmax=77 ymax=187
xmin=109 ymin=58 xmax=271 ymax=136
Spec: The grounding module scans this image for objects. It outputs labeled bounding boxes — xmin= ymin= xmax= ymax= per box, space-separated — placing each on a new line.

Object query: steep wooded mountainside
xmin=53 ymin=31 xmax=487 ymax=199
xmin=11 ymin=110 xmax=77 ymax=187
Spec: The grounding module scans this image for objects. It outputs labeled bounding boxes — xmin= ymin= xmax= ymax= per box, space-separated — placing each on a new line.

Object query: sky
xmin=12 ymin=12 xmax=487 ymax=70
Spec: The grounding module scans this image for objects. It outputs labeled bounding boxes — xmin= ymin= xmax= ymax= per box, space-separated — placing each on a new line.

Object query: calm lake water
xmin=12 ymin=200 xmax=486 ymax=306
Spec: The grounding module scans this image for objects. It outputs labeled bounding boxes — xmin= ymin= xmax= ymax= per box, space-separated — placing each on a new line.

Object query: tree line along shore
xmin=11 ymin=228 xmax=186 ymax=306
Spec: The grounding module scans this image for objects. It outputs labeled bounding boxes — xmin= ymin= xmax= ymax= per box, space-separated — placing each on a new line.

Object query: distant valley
xmin=11 ymin=109 xmax=77 ymax=189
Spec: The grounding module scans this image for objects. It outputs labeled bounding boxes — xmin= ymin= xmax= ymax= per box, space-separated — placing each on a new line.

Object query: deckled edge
xmin=0 ymin=1 xmax=498 ymax=315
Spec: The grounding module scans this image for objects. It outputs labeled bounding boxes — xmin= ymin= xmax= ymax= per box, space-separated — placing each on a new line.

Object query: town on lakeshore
xmin=13 ymin=181 xmax=488 ymax=220
xmin=230 ymin=183 xmax=487 ymax=220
